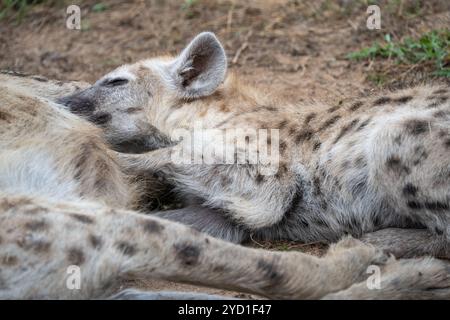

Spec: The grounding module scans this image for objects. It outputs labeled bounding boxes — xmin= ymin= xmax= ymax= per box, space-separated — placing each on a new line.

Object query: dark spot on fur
xmin=433 ymin=110 xmax=448 ymax=118
xmin=406 ymin=201 xmax=423 ymax=210
xmin=261 ymin=106 xmax=278 ymax=112
xmin=31 ymin=76 xmax=48 ymax=82
xmin=412 ymin=145 xmax=428 ymax=166
xmin=334 ymin=119 xmax=358 ymax=143
xmin=319 ymin=115 xmax=341 ymax=131
xmin=327 ymin=105 xmax=341 ymax=113
xmin=434 ymin=227 xmax=444 ymax=235
xmin=403 ymin=183 xmax=418 ymax=197
xmin=357 ymin=118 xmax=371 ymax=131
xmin=394 ymin=96 xmax=413 ymax=104
xmin=116 ymin=241 xmax=137 ymax=256
xmin=304 ymin=113 xmax=317 ymax=125
xmin=257 ymin=259 xmax=284 ymax=291
xmin=33 ymin=241 xmax=51 ymax=252
xmin=70 ymin=214 xmax=95 ymax=224
xmin=0 ymin=110 xmax=13 ymax=122
xmin=312 ymin=141 xmax=321 ymax=151
xmin=174 ymin=243 xmax=201 ymax=267
xmin=1 ymin=255 xmax=18 ymax=266
xmin=405 ymin=119 xmax=428 ymax=135
xmin=88 ymin=234 xmax=103 ymax=249
xmin=275 ymin=163 xmax=288 ymax=179
xmin=143 ymin=220 xmax=164 ymax=234
xmin=126 ymin=107 xmax=144 ymax=114
xmin=424 ymin=201 xmax=449 ymax=211
xmin=354 ymin=155 xmax=366 ymax=168
xmin=444 ymin=139 xmax=450 ymax=148
xmin=295 ymin=130 xmax=314 ymax=143
xmin=220 ymin=174 xmax=232 ymax=187
xmin=277 ymin=120 xmax=288 ymax=129
xmin=394 ymin=134 xmax=403 ymax=145
xmin=350 ymin=176 xmax=368 ymax=197
xmin=256 ymin=174 xmax=265 ymax=184
xmin=407 ymin=201 xmax=449 ymax=211
xmin=25 ymin=220 xmax=49 ymax=231
xmin=212 ymin=265 xmax=226 ymax=273
xmin=279 ymin=141 xmax=287 ymax=154
xmin=313 ymin=176 xmax=322 ymax=196
xmin=427 ymin=102 xmax=441 ymax=108
xmin=89 ymin=113 xmax=112 ymax=126
xmin=1 ymin=70 xmax=29 ymax=77
xmin=386 ymin=156 xmax=411 ymax=176
xmin=433 ymin=88 xmax=447 ymax=95
xmin=67 ymin=248 xmax=85 ymax=265
xmin=373 ymin=97 xmax=392 ymax=106
xmin=349 ymin=101 xmax=363 ymax=111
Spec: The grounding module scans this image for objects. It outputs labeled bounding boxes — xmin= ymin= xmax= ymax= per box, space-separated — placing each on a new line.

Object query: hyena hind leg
xmin=323 ymin=257 xmax=450 ymax=300
xmin=360 ymin=228 xmax=450 ymax=259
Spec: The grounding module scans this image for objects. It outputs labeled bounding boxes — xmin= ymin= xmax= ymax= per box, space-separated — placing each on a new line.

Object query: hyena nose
xmin=57 ymin=95 xmax=96 ymax=115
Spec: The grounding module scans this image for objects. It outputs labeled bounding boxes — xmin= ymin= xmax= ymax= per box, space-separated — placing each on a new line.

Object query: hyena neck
xmin=154 ymin=74 xmax=273 ymax=137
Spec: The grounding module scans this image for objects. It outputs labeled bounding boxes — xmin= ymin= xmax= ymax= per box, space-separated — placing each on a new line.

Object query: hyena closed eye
xmin=5 ymin=71 xmax=450 ymax=299
xmin=60 ymin=32 xmax=450 ymax=260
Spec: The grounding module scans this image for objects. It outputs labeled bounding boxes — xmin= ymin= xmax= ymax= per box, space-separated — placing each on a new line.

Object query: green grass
xmin=181 ymin=0 xmax=198 ymax=18
xmin=92 ymin=2 xmax=107 ymax=13
xmin=348 ymin=30 xmax=450 ymax=78
xmin=0 ymin=0 xmax=42 ymax=21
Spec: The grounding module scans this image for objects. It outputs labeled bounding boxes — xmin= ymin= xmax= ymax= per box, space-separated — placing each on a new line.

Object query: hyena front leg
xmin=2 ymin=195 xmax=389 ymax=299
xmin=117 ymin=146 xmax=296 ymax=234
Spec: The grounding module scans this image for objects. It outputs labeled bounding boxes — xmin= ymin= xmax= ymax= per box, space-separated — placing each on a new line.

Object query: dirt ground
xmin=0 ymin=0 xmax=449 ymax=298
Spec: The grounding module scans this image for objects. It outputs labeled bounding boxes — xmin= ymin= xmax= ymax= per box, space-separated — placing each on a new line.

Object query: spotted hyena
xmin=59 ymin=32 xmax=450 ymax=260
xmin=2 ymin=71 xmax=450 ymax=299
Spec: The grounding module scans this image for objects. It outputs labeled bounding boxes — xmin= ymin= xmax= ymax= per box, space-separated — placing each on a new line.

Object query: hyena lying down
xmin=59 ymin=32 xmax=450 ymax=260
xmin=2 ymin=73 xmax=450 ymax=299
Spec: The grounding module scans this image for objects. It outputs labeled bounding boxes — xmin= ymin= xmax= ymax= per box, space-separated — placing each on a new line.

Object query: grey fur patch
xmin=143 ymin=220 xmax=164 ymax=234
xmin=174 ymin=243 xmax=201 ymax=267
xmin=257 ymin=259 xmax=284 ymax=291
xmin=88 ymin=234 xmax=103 ymax=249
xmin=386 ymin=156 xmax=411 ymax=176
xmin=67 ymin=248 xmax=85 ymax=265
xmin=25 ymin=220 xmax=49 ymax=231
xmin=116 ymin=241 xmax=138 ymax=256
xmin=405 ymin=119 xmax=428 ymax=135
xmin=70 ymin=214 xmax=95 ymax=224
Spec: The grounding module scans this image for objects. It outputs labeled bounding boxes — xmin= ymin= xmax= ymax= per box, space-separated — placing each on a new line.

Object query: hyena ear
xmin=169 ymin=32 xmax=227 ymax=98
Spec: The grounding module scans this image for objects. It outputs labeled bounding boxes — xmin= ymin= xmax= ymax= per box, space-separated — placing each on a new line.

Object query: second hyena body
xmin=59 ymin=33 xmax=450 ymax=254
xmin=6 ymin=71 xmax=450 ymax=300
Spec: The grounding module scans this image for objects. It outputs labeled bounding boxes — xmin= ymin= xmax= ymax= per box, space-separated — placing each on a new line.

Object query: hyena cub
xmin=59 ymin=32 xmax=450 ymax=259
xmin=5 ymin=71 xmax=450 ymax=300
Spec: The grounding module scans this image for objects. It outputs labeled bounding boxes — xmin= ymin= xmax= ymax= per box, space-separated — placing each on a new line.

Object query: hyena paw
xmin=326 ymin=236 xmax=389 ymax=266
xmin=322 ymin=236 xmax=390 ymax=289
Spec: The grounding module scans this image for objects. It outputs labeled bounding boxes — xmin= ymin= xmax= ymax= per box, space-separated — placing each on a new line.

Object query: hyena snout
xmin=58 ymin=91 xmax=97 ymax=117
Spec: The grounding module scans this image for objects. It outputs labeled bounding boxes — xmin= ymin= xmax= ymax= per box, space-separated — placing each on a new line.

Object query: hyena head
xmin=58 ymin=32 xmax=227 ymax=152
